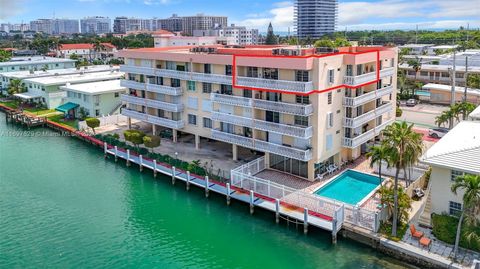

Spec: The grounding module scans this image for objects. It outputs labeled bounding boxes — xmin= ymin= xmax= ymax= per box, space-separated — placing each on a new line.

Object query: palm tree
xmin=7 ymin=79 xmax=26 ymax=95
xmin=451 ymin=174 xmax=480 ymax=260
xmin=381 ymin=122 xmax=424 ymax=237
xmin=91 ymin=40 xmax=106 ymax=61
xmin=366 ymin=145 xmax=390 ymax=185
xmin=457 ymin=102 xmax=476 ymax=120
xmin=435 ymin=113 xmax=449 ymax=127
xmin=407 ymin=57 xmax=422 ymax=97
xmin=0 ymin=49 xmax=12 ymax=62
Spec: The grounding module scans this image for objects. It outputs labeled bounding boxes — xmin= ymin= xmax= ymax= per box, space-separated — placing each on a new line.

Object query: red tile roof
xmin=152 ymin=30 xmax=174 ymax=36
xmin=59 ymin=43 xmax=116 ymax=50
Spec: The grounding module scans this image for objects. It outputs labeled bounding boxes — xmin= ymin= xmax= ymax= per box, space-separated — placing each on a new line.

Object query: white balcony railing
xmin=343 ymin=71 xmax=376 ymax=86
xmin=375 ymin=103 xmax=393 ymax=117
xmin=210 ymin=93 xmax=253 ymax=107
xmin=211 ymin=111 xmax=313 ymax=138
xmin=379 ymin=67 xmax=395 ymax=78
xmin=121 ymin=94 xmax=183 ymax=112
xmin=211 ymin=129 xmax=312 ymax=161
xmin=343 ymin=85 xmax=394 ymax=107
xmin=120 ymin=79 xmax=183 ymax=96
xmin=342 ymin=129 xmax=375 ymax=148
xmin=253 ymin=99 xmax=314 ymax=116
xmin=236 ymin=76 xmax=314 ymax=93
xmin=374 ymin=118 xmax=394 ymax=135
xmin=122 ymin=109 xmax=184 ymax=129
xmin=343 ymin=103 xmax=393 ymax=128
xmin=376 ymin=85 xmax=394 ymax=98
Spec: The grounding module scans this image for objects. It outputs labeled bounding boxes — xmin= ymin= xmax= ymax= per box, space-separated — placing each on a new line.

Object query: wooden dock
xmin=5 ymin=109 xmax=47 ymax=128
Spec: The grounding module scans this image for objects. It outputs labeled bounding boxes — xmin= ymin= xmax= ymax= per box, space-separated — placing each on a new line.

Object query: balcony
xmin=211 ymin=111 xmax=313 ymax=138
xmin=122 ymin=109 xmax=184 ymax=129
xmin=120 ymin=65 xmax=156 ymax=76
xmin=120 ymin=80 xmax=183 ymax=96
xmin=253 ymin=99 xmax=314 ymax=116
xmin=236 ymin=76 xmax=314 ymax=93
xmin=343 ymin=85 xmax=394 ymax=107
xmin=374 ymin=118 xmax=394 ymax=135
xmin=121 ymin=94 xmax=183 ymax=112
xmin=211 ymin=129 xmax=312 ymax=161
xmin=342 ymin=129 xmax=375 ymax=148
xmin=380 ymin=67 xmax=395 ymax=78
xmin=343 ymin=103 xmax=393 ymax=128
xmin=343 ymin=71 xmax=376 ymax=86
xmin=210 ymin=93 xmax=252 ymax=107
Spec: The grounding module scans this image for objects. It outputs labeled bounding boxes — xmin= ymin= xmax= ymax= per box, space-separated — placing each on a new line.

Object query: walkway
xmin=403 ymin=224 xmax=480 ymax=268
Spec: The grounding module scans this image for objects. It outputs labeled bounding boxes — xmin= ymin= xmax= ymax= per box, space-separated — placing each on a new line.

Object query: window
xmin=202 ymin=83 xmax=212 ymax=93
xmin=202 ymin=99 xmax=212 ymax=112
xmin=327 ymin=112 xmax=333 ymax=128
xmin=188 ymin=114 xmax=197 ymax=125
xmin=263 ymin=68 xmax=278 ymax=80
xmin=294 ymin=115 xmax=309 ymax=127
xmin=247 ymin=66 xmax=258 ymax=77
xmin=328 ymin=69 xmax=334 ymax=84
xmin=95 ymin=109 xmax=100 ymax=116
xmin=449 ymin=201 xmax=462 ymax=216
xmin=296 ymin=95 xmax=309 ymax=104
xmin=166 ymin=61 xmax=176 ymax=70
xmin=204 ymin=64 xmax=211 ymax=74
xmin=171 ymin=78 xmax=180 ymax=87
xmin=295 ymin=70 xmax=309 ymax=82
xmin=456 ymin=73 xmax=464 ymax=78
xmin=327 ymin=92 xmax=332 ymax=104
xmin=187 ymin=97 xmax=198 ymax=110
xmin=220 ymin=84 xmax=232 ymax=95
xmin=203 ymin=117 xmax=212 ymax=128
xmin=326 ymin=134 xmax=333 ymax=151
xmin=451 ymin=170 xmax=464 ymax=181
xmin=114 ymin=92 xmax=120 ymax=98
xmin=243 ymin=89 xmax=252 ymax=98
xmin=420 ymin=71 xmax=428 ymax=76
xmin=187 ymin=81 xmax=196 ymax=91
xmin=225 ymin=65 xmax=232 ymax=75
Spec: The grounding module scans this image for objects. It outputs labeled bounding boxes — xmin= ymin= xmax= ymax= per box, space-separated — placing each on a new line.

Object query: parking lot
xmin=397 ymin=102 xmax=449 ymax=128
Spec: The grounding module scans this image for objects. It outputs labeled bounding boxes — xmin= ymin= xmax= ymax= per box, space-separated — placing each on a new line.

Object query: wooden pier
xmin=5 ymin=109 xmax=47 ymax=128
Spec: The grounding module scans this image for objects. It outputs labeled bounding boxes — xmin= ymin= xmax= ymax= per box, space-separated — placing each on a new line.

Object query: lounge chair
xmin=419 ymin=236 xmax=431 ymax=250
xmin=410 ymin=224 xmax=424 ymax=240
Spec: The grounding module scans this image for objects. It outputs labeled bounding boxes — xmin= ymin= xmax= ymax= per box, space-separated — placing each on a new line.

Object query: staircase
xmin=418 ymin=189 xmax=432 ymax=228
xmin=109 ymin=103 xmax=123 ymax=115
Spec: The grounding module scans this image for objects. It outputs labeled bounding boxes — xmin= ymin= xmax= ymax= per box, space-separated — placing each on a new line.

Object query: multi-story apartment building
xmin=159 ymin=14 xmax=184 ymax=33
xmin=113 ymin=17 xmax=160 ymax=34
xmin=117 ymin=45 xmax=397 ymax=181
xmin=0 ymin=56 xmax=76 ymax=73
xmin=9 ymin=23 xmax=31 ymax=32
xmin=295 ymin=0 xmax=337 ymax=39
xmin=193 ymin=24 xmax=259 ymax=45
xmin=53 ymin=19 xmax=80 ymax=34
xmin=80 ymin=16 xmax=111 ymax=34
xmin=153 ymin=30 xmax=235 ymax=47
xmin=30 ymin=19 xmax=54 ymax=34
xmin=182 ymin=14 xmax=227 ymax=36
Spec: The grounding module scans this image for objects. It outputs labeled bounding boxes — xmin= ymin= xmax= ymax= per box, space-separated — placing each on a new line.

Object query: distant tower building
xmin=294 ymin=0 xmax=337 ymax=39
xmin=80 ymin=16 xmax=111 ymax=34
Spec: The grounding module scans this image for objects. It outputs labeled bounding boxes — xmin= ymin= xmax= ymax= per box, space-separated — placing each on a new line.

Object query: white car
xmin=428 ymin=128 xmax=449 ymax=138
xmin=406 ymin=99 xmax=417 ymax=107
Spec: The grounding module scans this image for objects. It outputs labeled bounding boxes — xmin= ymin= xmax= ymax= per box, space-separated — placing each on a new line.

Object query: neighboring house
xmin=60 ymin=80 xmax=127 ymax=118
xmin=421 ymin=83 xmax=480 ymax=105
xmin=469 ymin=105 xmax=480 ymax=121
xmin=19 ymin=70 xmax=124 ymax=109
xmin=0 ymin=65 xmax=119 ymax=95
xmin=117 ymin=45 xmax=397 ymax=181
xmin=57 ymin=43 xmax=117 ymax=61
xmin=0 ymin=56 xmax=75 ymax=73
xmin=153 ymin=30 xmax=234 ymax=48
xmin=398 ymin=44 xmax=435 ymax=55
xmin=193 ymin=24 xmax=259 ymax=45
xmin=399 ymin=64 xmax=480 ymax=87
xmin=422 ymin=121 xmax=480 ymax=217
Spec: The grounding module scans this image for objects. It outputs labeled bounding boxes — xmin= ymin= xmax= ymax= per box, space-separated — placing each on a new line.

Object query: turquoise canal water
xmin=0 ymin=114 xmax=411 ymax=269
xmin=315 ymin=170 xmax=381 ymax=205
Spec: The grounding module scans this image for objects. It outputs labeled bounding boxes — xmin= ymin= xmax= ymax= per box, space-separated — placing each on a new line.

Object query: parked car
xmin=406 ymin=99 xmax=417 ymax=107
xmin=428 ymin=128 xmax=449 ymax=138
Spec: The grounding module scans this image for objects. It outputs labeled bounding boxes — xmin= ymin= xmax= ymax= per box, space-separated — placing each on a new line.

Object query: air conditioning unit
xmin=272 ymin=49 xmax=280 ymax=55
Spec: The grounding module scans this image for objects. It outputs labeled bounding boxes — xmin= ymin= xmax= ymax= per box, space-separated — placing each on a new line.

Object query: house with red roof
xmin=56 ymin=43 xmax=117 ymax=62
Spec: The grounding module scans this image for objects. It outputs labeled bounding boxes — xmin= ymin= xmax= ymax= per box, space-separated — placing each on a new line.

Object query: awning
xmin=56 ymin=102 xmax=79 ymax=113
xmin=13 ymin=92 xmax=42 ymax=100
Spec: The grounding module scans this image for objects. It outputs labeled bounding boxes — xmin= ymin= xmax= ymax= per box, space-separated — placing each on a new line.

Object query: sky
xmin=0 ymin=0 xmax=479 ymax=31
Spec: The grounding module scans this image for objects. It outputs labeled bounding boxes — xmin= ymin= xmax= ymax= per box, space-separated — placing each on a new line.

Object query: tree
xmin=451 ymin=174 xmax=480 ymax=260
xmin=435 ymin=112 xmax=450 ymax=127
xmin=457 ymin=102 xmax=476 ymax=120
xmin=85 ymin=117 xmax=100 ymax=134
xmin=91 ymin=40 xmax=106 ymax=61
xmin=366 ymin=145 xmax=390 ymax=185
xmin=187 ymin=160 xmax=202 ymax=175
xmin=0 ymin=50 xmax=12 ymax=62
xmin=7 ymin=79 xmax=26 ymax=95
xmin=378 ymin=184 xmax=412 ymax=224
xmin=264 ymin=23 xmax=278 ymax=45
xmin=333 ymin=37 xmax=351 ymax=47
xmin=398 ymin=48 xmax=412 ymax=65
xmin=314 ymin=38 xmax=334 ymax=48
xmin=467 ymin=73 xmax=480 ymax=89
xmin=124 ymin=129 xmax=145 ymax=149
xmin=381 ymin=122 xmax=424 ymax=237
xmin=407 ymin=57 xmax=422 ymax=96
xmin=143 ymin=135 xmax=160 ymax=153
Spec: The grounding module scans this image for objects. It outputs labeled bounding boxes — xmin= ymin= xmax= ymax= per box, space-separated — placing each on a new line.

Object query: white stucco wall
xmin=430 ymin=166 xmax=465 ymax=215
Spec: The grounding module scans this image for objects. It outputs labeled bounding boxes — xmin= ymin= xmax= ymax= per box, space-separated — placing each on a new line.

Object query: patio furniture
xmin=419 ymin=236 xmax=431 ymax=250
xmin=410 ymin=224 xmax=424 ymax=239
xmin=414 ymin=188 xmax=425 ymax=198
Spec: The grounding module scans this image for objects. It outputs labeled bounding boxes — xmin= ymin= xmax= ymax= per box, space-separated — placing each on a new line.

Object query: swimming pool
xmin=314 ymin=170 xmax=381 ymax=205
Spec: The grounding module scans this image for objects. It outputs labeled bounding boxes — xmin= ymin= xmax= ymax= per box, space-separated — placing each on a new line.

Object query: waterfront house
xmin=60 ymin=80 xmax=126 ymax=117
xmin=421 ymin=121 xmax=480 ymax=223
xmin=21 ymin=69 xmax=124 ymax=109
xmin=0 ymin=56 xmax=75 ymax=73
xmin=116 ymin=45 xmax=398 ymax=181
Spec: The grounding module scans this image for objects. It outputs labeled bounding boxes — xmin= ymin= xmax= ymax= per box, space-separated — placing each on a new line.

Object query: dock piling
xmin=205 ymin=176 xmax=209 ymax=198
xmin=275 ymin=199 xmax=280 ymax=223
xmin=249 ymin=190 xmax=254 ymax=215
xmin=303 ymin=208 xmax=308 ymax=234
xmin=114 ymin=146 xmax=118 ymax=162
xmin=226 ymin=183 xmax=231 ymax=205
xmin=126 ymin=150 xmax=130 ymax=166
xmin=172 ymin=167 xmax=176 ymax=185
xmin=139 ymin=155 xmax=143 ymax=172
xmin=186 ymin=171 xmax=190 ymax=191
xmin=153 ymin=160 xmax=157 ymax=177
xmin=103 ymin=142 xmax=107 ymax=157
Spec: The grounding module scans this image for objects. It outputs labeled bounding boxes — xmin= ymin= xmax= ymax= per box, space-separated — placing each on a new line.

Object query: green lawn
xmin=26 ymin=108 xmax=56 ymax=115
xmin=432 ymin=214 xmax=480 ymax=252
xmin=48 ymin=114 xmax=78 ymax=129
xmin=0 ymin=101 xmax=18 ymax=109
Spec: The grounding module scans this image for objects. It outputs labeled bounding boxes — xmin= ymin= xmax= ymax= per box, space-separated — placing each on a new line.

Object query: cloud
xmin=0 ymin=0 xmax=26 ymax=20
xmin=236 ymin=1 xmax=294 ymax=31
xmin=340 ymin=20 xmax=480 ymax=31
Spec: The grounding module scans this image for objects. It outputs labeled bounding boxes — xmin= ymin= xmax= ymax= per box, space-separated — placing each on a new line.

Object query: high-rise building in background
xmin=30 ymin=19 xmax=79 ymax=35
xmin=294 ymin=0 xmax=337 ymax=39
xmin=182 ymin=14 xmax=227 ymax=35
xmin=80 ymin=16 xmax=111 ymax=34
xmin=159 ymin=14 xmax=184 ymax=33
xmin=113 ymin=17 xmax=160 ymax=34
xmin=30 ymin=19 xmax=54 ymax=34
xmin=193 ymin=24 xmax=259 ymax=45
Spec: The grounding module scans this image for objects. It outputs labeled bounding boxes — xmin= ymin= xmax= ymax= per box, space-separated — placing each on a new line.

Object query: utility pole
xmin=415 ymin=25 xmax=418 ymax=44
xmin=449 ymin=50 xmax=457 ymax=129
xmin=464 ymin=56 xmax=469 ymax=102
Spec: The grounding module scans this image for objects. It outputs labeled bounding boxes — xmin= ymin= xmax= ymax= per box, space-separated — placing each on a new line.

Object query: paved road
xmin=396 ymin=104 xmax=449 ymax=128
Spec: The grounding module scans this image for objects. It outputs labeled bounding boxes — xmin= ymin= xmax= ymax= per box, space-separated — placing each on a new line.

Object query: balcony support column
xmin=232 ymin=144 xmax=238 ymax=161
xmin=152 ymin=124 xmax=157 ymax=136
xmin=172 ymin=129 xmax=178 ymax=143
xmin=195 ymin=134 xmax=200 ymax=150
xmin=127 ymin=117 xmax=131 ymax=129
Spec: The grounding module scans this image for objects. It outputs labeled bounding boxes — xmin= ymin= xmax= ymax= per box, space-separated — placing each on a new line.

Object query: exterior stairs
xmin=418 ymin=188 xmax=432 ymax=228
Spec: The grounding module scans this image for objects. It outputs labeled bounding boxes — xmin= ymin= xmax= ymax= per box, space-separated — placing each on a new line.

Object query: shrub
xmin=143 ymin=135 xmax=161 ymax=152
xmin=124 ymin=129 xmax=145 ymax=148
xmin=432 ymin=214 xmax=480 ymax=252
xmin=86 ymin=117 xmax=100 ymax=134
xmin=396 ymin=107 xmax=403 ymax=117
